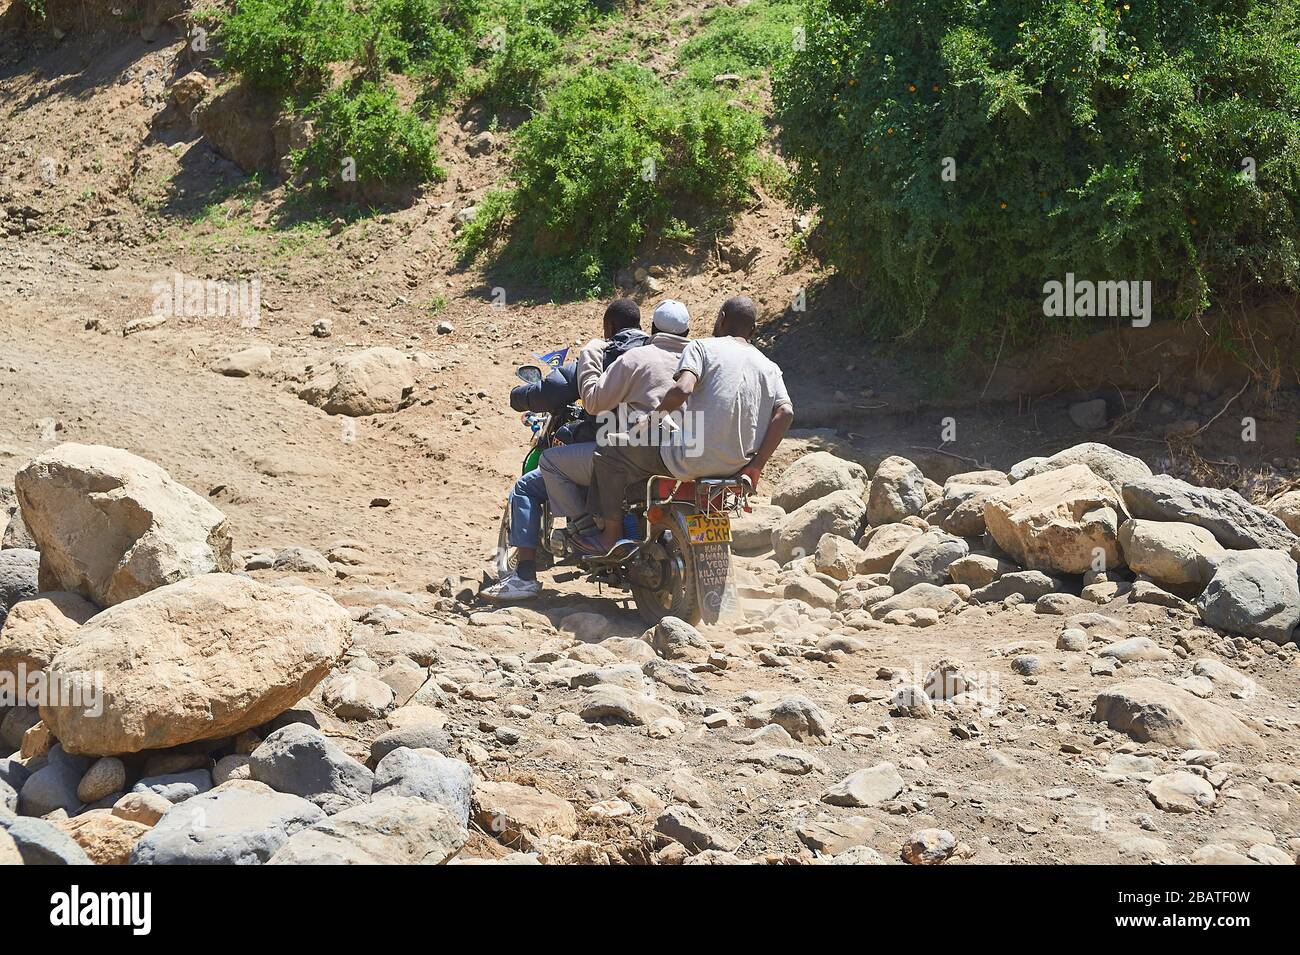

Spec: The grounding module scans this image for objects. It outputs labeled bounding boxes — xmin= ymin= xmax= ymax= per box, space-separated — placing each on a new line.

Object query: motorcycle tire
xmin=630 ymin=507 xmax=702 ymax=626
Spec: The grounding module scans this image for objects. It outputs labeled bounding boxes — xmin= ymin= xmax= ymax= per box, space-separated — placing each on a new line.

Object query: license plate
xmin=685 ymin=513 xmax=731 ymax=545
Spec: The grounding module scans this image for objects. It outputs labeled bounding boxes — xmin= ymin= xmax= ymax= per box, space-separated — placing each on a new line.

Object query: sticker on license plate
xmin=685 ymin=513 xmax=731 ymax=545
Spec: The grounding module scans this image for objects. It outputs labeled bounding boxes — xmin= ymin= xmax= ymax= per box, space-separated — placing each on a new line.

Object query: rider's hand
xmin=740 ymin=463 xmax=762 ymax=492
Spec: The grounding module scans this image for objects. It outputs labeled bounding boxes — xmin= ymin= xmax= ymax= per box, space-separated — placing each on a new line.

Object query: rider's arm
xmin=746 ymin=401 xmax=794 ymax=478
xmin=657 ymin=370 xmax=696 ymax=413
xmin=741 ymin=365 xmax=795 ymax=489
xmin=579 ymin=347 xmax=636 ymax=415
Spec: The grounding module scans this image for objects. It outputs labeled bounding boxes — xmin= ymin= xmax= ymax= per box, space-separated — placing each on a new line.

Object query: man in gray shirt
xmin=575 ymin=296 xmax=795 ymax=556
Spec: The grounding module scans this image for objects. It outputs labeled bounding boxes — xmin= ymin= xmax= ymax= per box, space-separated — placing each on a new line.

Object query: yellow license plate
xmin=685 ymin=513 xmax=731 ymax=545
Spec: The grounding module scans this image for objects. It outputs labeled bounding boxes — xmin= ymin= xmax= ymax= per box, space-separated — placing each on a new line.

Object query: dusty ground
xmin=2 ymin=7 xmax=1298 ymax=864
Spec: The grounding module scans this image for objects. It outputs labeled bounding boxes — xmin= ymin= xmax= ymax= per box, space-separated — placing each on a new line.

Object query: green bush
xmin=775 ymin=0 xmax=1300 ymax=353
xmin=677 ymin=0 xmax=803 ymax=85
xmin=472 ymin=18 xmax=564 ymax=113
xmin=459 ymin=65 xmax=763 ymax=295
xmin=295 ymin=81 xmax=443 ymax=194
xmin=361 ymin=0 xmax=482 ymax=76
xmin=217 ymin=0 xmax=360 ymax=93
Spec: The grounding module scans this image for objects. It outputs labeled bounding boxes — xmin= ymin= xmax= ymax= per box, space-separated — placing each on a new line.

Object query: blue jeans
xmin=508 ymin=468 xmax=547 ymax=549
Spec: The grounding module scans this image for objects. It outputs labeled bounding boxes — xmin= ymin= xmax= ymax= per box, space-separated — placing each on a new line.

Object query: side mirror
xmin=516 ymin=365 xmax=543 ymax=385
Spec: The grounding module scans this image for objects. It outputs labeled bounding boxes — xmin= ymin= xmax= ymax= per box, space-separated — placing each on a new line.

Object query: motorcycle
xmin=494 ymin=361 xmax=750 ymax=626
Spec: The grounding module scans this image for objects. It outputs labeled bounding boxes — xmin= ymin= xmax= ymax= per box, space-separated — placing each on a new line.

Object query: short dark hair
xmin=718 ymin=295 xmax=757 ymax=338
xmin=604 ymin=297 xmax=641 ymax=332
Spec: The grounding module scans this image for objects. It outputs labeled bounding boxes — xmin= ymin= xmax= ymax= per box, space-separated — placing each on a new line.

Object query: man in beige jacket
xmin=540 ymin=300 xmax=691 ymax=536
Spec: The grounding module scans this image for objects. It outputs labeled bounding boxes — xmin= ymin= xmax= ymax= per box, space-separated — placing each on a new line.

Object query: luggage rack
xmin=643 ymin=475 xmax=752 ymax=517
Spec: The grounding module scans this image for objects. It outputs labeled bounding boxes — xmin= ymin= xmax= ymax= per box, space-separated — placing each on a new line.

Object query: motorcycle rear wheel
xmin=631 ymin=508 xmax=701 ymax=626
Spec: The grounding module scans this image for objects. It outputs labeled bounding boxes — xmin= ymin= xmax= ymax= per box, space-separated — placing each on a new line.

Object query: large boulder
xmin=0 ymin=549 xmax=39 ymax=620
xmin=14 ymin=444 xmax=232 ymax=608
xmin=1196 ymin=550 xmax=1300 ymax=644
xmin=130 ymin=781 xmax=325 ymax=864
xmin=1092 ymin=679 xmax=1259 ymax=749
xmin=298 ymin=347 xmax=417 ymax=417
xmin=1119 ymin=519 xmax=1225 ymax=592
xmin=1013 ymin=442 xmax=1152 ymax=499
xmin=771 ymin=452 xmax=867 ymax=513
xmin=0 ymin=592 xmax=98 ymax=677
xmin=888 ymin=531 xmax=968 ymax=590
xmin=772 ymin=490 xmax=867 ymax=564
xmin=40 ymin=574 xmax=352 ymax=755
xmin=866 ymin=456 xmax=927 ymax=526
xmin=1122 ymin=475 xmax=1300 ymax=559
xmin=268 ymin=795 xmax=467 ymax=865
xmin=983 ymin=464 xmax=1123 ymax=574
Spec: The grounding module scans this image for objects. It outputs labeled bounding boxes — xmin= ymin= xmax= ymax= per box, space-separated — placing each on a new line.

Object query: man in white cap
xmin=576 ymin=295 xmax=793 ymax=557
xmin=541 ymin=299 xmax=692 ymax=543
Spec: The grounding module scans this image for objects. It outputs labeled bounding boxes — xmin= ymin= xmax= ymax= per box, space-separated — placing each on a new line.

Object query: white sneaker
xmin=481 ymin=572 xmax=542 ymax=602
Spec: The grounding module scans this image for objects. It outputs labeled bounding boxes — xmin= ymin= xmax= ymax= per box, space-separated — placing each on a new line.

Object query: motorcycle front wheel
xmin=494 ymin=500 xmax=553 ymax=578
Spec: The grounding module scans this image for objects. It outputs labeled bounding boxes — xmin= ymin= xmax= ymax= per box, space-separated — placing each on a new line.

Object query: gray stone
xmin=772 ymin=452 xmax=868 ymax=514
xmin=1099 ymin=637 xmax=1172 ymax=663
xmin=0 ymin=757 xmax=30 ymax=794
xmin=648 ymin=616 xmax=711 ymax=661
xmin=2 ymin=506 xmax=36 ymax=551
xmin=1011 ymin=655 xmax=1043 ymax=676
xmin=642 ymin=658 xmax=706 ymax=695
xmin=867 ymin=456 xmax=927 ymax=526
xmin=1016 ymin=442 xmax=1152 ymax=498
xmin=1196 ymin=549 xmax=1300 ymax=644
xmin=77 ymin=757 xmax=126 ymax=804
xmin=822 ymin=763 xmax=905 ymax=807
xmin=730 ymin=503 xmax=785 ymax=553
xmin=132 ymin=769 xmax=213 ymax=804
xmin=130 ymin=782 xmax=325 ymax=864
xmin=18 ymin=746 xmax=90 ymax=816
xmin=744 ymin=695 xmax=832 ymax=740
xmin=371 ymin=747 xmax=473 ymax=826
xmin=654 ymin=805 xmax=737 ymax=853
xmin=369 ymin=724 xmax=452 ymax=765
xmin=888 ymin=531 xmax=968 ymax=590
xmin=0 ymin=548 xmax=39 ymax=617
xmin=870 ymin=583 xmax=961 ymax=619
xmin=248 ymin=723 xmax=374 ymax=814
xmin=970 ymin=570 xmax=1065 ymax=604
xmin=267 ymin=795 xmax=467 ymax=865
xmin=1093 ymin=679 xmax=1259 ymax=749
xmin=1069 ymin=398 xmax=1108 ymax=431
xmin=272 ymin=547 xmax=332 ymax=575
xmin=773 ymin=490 xmax=867 ymax=565
xmin=1123 ymin=475 xmax=1300 ymax=557
xmin=0 ymin=706 xmax=41 ymax=750
xmin=0 ymin=811 xmax=91 ymax=864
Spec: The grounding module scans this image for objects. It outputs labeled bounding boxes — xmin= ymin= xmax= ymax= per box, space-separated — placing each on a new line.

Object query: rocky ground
xmin=1 ymin=3 xmax=1298 ymax=867
xmin=1 ymin=427 xmax=1298 ymax=866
